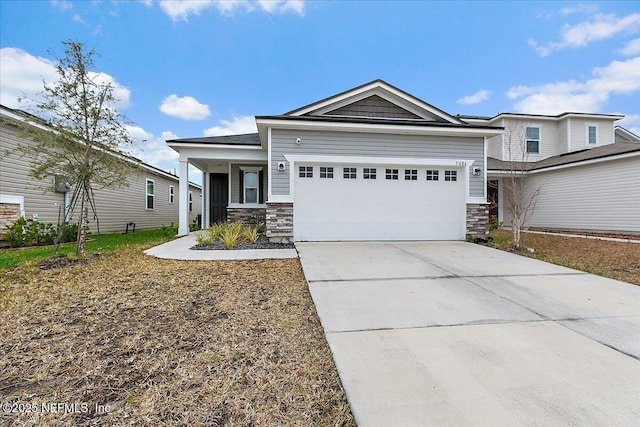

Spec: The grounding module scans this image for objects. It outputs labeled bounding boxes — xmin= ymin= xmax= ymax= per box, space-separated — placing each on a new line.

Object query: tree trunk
xmin=512 ymin=214 xmax=521 ymax=251
xmin=76 ymin=187 xmax=89 ymax=256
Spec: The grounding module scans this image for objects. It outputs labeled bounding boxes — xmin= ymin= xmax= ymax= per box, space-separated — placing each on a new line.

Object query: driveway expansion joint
xmin=307 ymin=271 xmax=588 ymax=284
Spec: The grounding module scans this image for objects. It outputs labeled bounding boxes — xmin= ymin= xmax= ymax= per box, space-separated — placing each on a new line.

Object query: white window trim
xmin=146 ymin=178 xmax=155 ymax=210
xmin=188 ymin=190 xmax=193 ymax=212
xmin=241 ymin=167 xmax=261 ymax=204
xmin=169 ymin=185 xmax=175 ymax=204
xmin=525 ymin=125 xmax=541 ymax=155
xmin=586 ymin=123 xmax=598 ymax=145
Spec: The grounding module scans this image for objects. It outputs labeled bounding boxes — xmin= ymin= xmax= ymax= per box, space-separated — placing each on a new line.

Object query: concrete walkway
xmin=297 ymin=241 xmax=640 ymax=426
xmin=144 ymin=233 xmax=298 ymax=260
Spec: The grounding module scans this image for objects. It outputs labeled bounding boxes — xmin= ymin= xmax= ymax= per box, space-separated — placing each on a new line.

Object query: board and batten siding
xmin=270 ymin=128 xmax=485 ymax=198
xmin=520 ymin=156 xmax=640 ymax=233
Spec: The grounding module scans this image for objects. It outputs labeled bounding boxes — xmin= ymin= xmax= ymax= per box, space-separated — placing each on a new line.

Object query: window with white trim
xmin=343 ymin=167 xmax=356 ymax=179
xmin=426 ymin=170 xmax=439 ymax=181
xmin=188 ymin=191 xmax=193 ymax=212
xmin=385 ymin=168 xmax=398 ymax=180
xmin=169 ymin=185 xmax=174 ymax=204
xmin=587 ymin=125 xmax=598 ymax=144
xmin=244 ymin=171 xmax=259 ymax=203
xmin=363 ymin=168 xmax=376 ymax=179
xmin=404 ymin=169 xmax=417 ymax=181
xmin=146 ymin=179 xmax=155 ymax=210
xmin=299 ymin=166 xmax=313 ymax=178
xmin=445 ymin=170 xmax=457 ymax=182
xmin=526 ymin=126 xmax=540 ymax=154
xmin=320 ymin=167 xmax=334 ymax=178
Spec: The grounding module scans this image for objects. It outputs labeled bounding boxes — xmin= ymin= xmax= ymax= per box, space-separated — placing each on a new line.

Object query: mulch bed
xmin=1 ymin=247 xmax=354 ymax=426
xmin=192 ymin=236 xmax=295 ymax=251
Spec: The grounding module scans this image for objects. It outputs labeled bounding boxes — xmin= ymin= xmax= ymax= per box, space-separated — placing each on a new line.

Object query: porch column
xmin=178 ymin=159 xmax=190 ymax=235
xmin=202 ymin=172 xmax=209 ymax=228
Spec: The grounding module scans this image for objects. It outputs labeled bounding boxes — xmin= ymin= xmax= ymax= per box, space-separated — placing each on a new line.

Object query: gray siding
xmin=271 ymin=129 xmax=485 ymax=198
xmin=324 ymin=95 xmax=422 ymax=119
xmin=230 ymin=163 xmax=268 ymax=204
xmin=1 ymin=120 xmax=200 ymax=234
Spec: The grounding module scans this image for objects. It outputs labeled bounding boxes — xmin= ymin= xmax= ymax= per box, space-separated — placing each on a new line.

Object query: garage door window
xmin=404 ymin=169 xmax=417 ymax=181
xmin=426 ymin=170 xmax=439 ymax=181
xmin=363 ymin=168 xmax=376 ymax=179
xmin=445 ymin=170 xmax=457 ymax=182
xmin=343 ymin=167 xmax=357 ymax=179
xmin=299 ymin=166 xmax=313 ymax=178
xmin=385 ymin=169 xmax=398 ymax=180
xmin=320 ymin=167 xmax=334 ymax=178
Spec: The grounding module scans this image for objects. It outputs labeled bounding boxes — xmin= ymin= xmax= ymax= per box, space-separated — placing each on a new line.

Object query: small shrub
xmin=4 ymin=218 xmax=65 ymax=247
xmin=207 ymin=222 xmax=225 ymax=240
xmin=4 ymin=217 xmax=27 ymax=247
xmin=220 ymin=224 xmax=242 ymax=249
xmin=243 ymin=226 xmax=258 ymax=244
xmin=57 ymin=222 xmax=78 ymax=243
xmin=161 ymin=223 xmax=178 ymax=237
xmin=195 ymin=230 xmax=213 ymax=246
xmin=488 ymin=219 xmax=503 ymax=232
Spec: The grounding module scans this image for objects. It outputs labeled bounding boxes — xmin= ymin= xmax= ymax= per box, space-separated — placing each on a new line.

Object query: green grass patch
xmin=0 ymin=228 xmax=173 ymax=271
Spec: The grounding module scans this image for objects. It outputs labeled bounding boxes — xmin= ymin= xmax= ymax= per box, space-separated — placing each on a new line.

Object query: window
xmin=426 ymin=170 xmax=439 ymax=181
xmin=244 ymin=171 xmax=259 ymax=203
xmin=320 ymin=167 xmax=334 ymax=178
xmin=363 ymin=168 xmax=376 ymax=179
xmin=343 ymin=167 xmax=357 ymax=179
xmin=146 ymin=179 xmax=155 ymax=210
xmin=445 ymin=170 xmax=457 ymax=182
xmin=169 ymin=185 xmax=174 ymax=204
xmin=526 ymin=126 xmax=540 ymax=154
xmin=188 ymin=191 xmax=193 ymax=212
xmin=587 ymin=125 xmax=597 ymax=144
xmin=299 ymin=166 xmax=313 ymax=178
xmin=385 ymin=168 xmax=398 ymax=180
xmin=404 ymin=169 xmax=417 ymax=181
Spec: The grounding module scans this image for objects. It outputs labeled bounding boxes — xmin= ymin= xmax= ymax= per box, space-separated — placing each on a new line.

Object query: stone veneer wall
xmin=266 ymin=202 xmax=293 ymax=242
xmin=466 ymin=203 xmax=489 ymax=237
xmin=0 ymin=203 xmax=21 ymax=239
xmin=226 ymin=207 xmax=266 ymax=225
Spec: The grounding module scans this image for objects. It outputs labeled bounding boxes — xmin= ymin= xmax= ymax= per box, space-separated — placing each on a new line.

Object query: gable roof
xmin=488 ymin=142 xmax=640 ymax=172
xmin=284 ymin=79 xmax=465 ymax=124
xmin=615 ymin=126 xmax=640 ymax=142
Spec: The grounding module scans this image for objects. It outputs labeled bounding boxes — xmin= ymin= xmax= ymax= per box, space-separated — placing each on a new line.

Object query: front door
xmin=488 ymin=180 xmax=499 ymax=222
xmin=210 ymin=173 xmax=228 ymax=224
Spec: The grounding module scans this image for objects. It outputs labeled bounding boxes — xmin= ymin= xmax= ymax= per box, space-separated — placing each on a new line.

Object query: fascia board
xmin=284 ymin=154 xmax=475 ymax=168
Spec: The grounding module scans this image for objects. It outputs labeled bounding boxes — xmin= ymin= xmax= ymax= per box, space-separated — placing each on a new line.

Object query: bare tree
xmin=502 ymin=121 xmax=542 ymax=250
xmin=14 ymin=40 xmax=136 ymax=256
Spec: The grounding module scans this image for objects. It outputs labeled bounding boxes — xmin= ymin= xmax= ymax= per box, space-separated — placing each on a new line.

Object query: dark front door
xmin=488 ymin=180 xmax=499 ymax=222
xmin=210 ymin=173 xmax=228 ymax=224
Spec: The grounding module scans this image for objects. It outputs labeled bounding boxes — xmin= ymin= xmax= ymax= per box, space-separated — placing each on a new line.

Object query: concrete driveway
xmin=297 ymin=241 xmax=640 ymax=426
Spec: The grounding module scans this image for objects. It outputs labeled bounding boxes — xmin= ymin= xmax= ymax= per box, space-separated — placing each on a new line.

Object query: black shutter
xmin=239 ymin=170 xmax=244 ymax=204
xmin=259 ymin=170 xmax=264 ymax=204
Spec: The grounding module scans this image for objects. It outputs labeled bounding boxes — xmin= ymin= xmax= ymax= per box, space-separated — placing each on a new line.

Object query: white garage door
xmin=294 ymin=163 xmax=467 ymax=241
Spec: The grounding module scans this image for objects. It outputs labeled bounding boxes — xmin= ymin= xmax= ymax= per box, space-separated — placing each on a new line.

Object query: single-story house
xmin=0 ymin=105 xmax=202 ymax=238
xmin=168 ymin=80 xmax=639 ymax=241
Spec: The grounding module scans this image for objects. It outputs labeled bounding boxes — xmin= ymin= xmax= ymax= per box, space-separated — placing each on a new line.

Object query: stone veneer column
xmin=466 ymin=203 xmax=489 ymax=238
xmin=266 ymin=202 xmax=293 ymax=243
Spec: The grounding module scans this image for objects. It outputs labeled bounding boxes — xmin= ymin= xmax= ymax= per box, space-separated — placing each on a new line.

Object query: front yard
xmin=0 ymin=244 xmax=354 ymax=426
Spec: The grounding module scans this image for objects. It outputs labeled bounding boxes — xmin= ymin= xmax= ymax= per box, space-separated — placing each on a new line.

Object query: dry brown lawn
xmin=490 ymin=229 xmax=640 ymax=285
xmin=0 ymin=247 xmax=355 ymax=426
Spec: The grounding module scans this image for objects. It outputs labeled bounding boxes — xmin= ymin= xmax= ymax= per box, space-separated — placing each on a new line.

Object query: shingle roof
xmin=488 ymin=142 xmax=640 ymax=172
xmin=167 ymin=133 xmax=261 ymax=146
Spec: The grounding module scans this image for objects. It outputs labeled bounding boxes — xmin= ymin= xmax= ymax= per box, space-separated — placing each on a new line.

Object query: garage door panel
xmin=294 ymin=164 xmax=466 ymax=241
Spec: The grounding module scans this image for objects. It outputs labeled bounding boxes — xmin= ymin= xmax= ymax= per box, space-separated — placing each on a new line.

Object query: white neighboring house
xmin=463 ymin=113 xmax=640 ymax=234
xmin=167 ymin=80 xmax=639 ymax=241
xmin=0 ymin=105 xmax=202 ymax=239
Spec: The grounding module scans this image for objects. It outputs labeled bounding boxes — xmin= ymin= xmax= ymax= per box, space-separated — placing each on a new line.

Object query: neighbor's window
xmin=188 ymin=191 xmax=193 ymax=212
xmin=385 ymin=168 xmax=398 ymax=180
xmin=445 ymin=170 xmax=457 ymax=182
xmin=426 ymin=170 xmax=439 ymax=181
xmin=363 ymin=168 xmax=376 ymax=179
xmin=244 ymin=171 xmax=259 ymax=203
xmin=320 ymin=166 xmax=334 ymax=178
xmin=146 ymin=179 xmax=155 ymax=210
xmin=299 ymin=166 xmax=313 ymax=178
xmin=588 ymin=125 xmax=597 ymax=144
xmin=526 ymin=126 xmax=540 ymax=154
xmin=169 ymin=185 xmax=174 ymax=204
xmin=404 ymin=169 xmax=417 ymax=181
xmin=343 ymin=167 xmax=357 ymax=179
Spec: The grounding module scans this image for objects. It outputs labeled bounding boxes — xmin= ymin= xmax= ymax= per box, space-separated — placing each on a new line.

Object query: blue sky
xmin=1 ymin=0 xmax=639 ymax=184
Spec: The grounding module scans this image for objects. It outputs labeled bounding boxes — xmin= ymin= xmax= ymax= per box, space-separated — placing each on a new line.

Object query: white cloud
xmin=158 ymin=0 xmax=304 ymax=21
xmin=203 ymin=115 xmax=257 ymax=136
xmin=530 ymin=13 xmax=640 ymax=56
xmin=159 ymin=94 xmax=210 ymax=120
xmin=619 ymin=37 xmax=640 ymax=56
xmin=457 ymin=89 xmax=492 ymax=105
xmin=560 ymin=3 xmax=598 ymax=15
xmin=508 ymin=56 xmax=640 ymax=114
xmin=51 ymin=0 xmax=73 ymax=12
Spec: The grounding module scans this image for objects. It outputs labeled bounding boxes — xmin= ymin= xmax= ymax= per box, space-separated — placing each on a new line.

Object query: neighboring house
xmin=463 ymin=113 xmax=640 ymax=234
xmin=0 ymin=105 xmax=202 ymax=238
